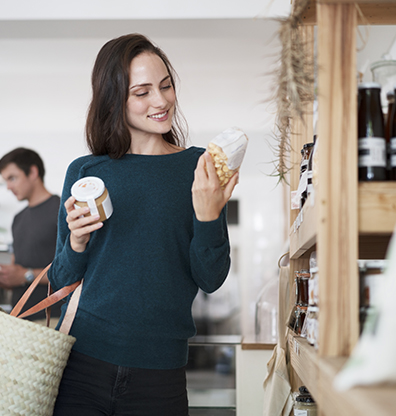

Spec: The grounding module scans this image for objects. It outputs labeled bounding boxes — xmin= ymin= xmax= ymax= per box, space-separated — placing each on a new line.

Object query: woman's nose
xmin=151 ymin=89 xmax=167 ymax=107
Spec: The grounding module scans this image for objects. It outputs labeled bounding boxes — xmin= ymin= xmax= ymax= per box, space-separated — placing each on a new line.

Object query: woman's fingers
xmin=223 ymin=171 xmax=239 ymax=201
xmin=203 ymin=152 xmax=219 ymax=183
xmin=64 ymin=196 xmax=103 ymax=252
xmin=194 ymin=153 xmax=209 ymax=183
xmin=194 ymin=152 xmax=222 ymax=188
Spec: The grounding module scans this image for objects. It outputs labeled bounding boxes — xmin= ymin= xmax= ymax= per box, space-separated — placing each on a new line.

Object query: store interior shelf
xmin=290 ymin=183 xmax=396 ymax=261
xmin=358 ymin=182 xmax=396 ymax=234
xmin=301 ymin=1 xmax=396 ymax=25
xmin=288 ymin=333 xmax=396 ymax=416
xmin=289 ymin=194 xmax=316 ymax=259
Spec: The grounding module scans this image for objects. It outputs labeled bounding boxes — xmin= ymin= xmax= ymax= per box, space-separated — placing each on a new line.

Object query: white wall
xmin=0 ymin=0 xmax=291 ymax=20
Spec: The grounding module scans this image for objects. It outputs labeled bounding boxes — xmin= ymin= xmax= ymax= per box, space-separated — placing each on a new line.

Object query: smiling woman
xmin=47 ymin=33 xmax=239 ymax=416
xmin=126 ymin=53 xmax=177 ymax=151
xmin=85 ymin=34 xmax=187 ymax=159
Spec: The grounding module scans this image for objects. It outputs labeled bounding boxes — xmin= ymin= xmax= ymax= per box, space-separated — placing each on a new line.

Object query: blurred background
xmin=1 ymin=2 xmax=395 ymax=414
xmin=1 ymin=0 xmax=395 ymax=341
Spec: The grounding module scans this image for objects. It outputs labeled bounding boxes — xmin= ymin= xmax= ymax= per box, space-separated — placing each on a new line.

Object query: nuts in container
xmin=206 ymin=127 xmax=248 ymax=188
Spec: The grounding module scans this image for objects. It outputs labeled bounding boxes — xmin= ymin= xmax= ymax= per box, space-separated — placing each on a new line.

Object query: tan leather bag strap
xmin=59 ymin=281 xmax=83 ymax=334
xmin=10 ymin=263 xmax=83 ymax=335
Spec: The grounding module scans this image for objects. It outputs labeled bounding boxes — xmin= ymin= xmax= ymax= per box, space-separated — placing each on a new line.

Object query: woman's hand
xmin=192 ymin=151 xmax=239 ymax=222
xmin=65 ymin=196 xmax=103 ymax=253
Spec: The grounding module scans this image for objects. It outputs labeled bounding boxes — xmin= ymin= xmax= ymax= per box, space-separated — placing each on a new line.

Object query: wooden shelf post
xmin=316 ymin=2 xmax=359 ymax=357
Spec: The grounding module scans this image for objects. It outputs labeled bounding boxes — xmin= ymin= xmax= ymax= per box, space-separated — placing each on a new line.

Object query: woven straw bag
xmin=0 ymin=264 xmax=82 ymax=416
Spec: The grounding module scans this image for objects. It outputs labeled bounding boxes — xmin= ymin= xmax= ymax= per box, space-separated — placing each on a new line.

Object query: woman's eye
xmin=135 ymin=92 xmax=148 ymax=97
xmin=161 ymin=84 xmax=172 ymax=90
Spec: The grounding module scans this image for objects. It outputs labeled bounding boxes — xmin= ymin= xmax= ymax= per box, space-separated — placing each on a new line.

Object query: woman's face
xmin=126 ymin=52 xmax=176 ymax=141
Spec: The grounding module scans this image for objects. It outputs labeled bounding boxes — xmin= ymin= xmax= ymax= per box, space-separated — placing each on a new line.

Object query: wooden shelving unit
xmin=286 ymin=1 xmax=396 ymax=415
xmin=288 ymin=334 xmax=396 ymax=416
xmin=290 ymin=182 xmax=396 ymax=259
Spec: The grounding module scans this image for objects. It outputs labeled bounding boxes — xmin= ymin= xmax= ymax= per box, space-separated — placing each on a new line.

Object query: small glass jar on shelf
xmin=293 ymin=386 xmax=318 ymax=416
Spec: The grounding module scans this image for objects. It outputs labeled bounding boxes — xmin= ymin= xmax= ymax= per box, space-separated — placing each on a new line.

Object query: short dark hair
xmin=0 ymin=148 xmax=45 ymax=180
xmin=85 ymin=33 xmax=188 ymax=159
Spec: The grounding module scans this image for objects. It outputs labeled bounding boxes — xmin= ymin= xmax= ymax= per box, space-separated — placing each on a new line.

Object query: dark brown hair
xmin=85 ymin=33 xmax=188 ymax=159
xmin=0 ymin=147 xmax=45 ymax=180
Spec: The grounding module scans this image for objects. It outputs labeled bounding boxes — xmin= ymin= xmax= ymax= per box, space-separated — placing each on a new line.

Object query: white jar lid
xmin=71 ymin=176 xmax=105 ymax=201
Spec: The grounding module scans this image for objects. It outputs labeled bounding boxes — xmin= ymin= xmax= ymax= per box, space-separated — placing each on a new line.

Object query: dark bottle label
xmin=358 ymin=137 xmax=387 ymax=167
xmin=391 ymin=137 xmax=396 ymax=168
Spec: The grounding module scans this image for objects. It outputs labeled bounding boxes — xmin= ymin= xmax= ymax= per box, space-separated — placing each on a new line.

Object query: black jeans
xmin=53 ymin=350 xmax=189 ymax=416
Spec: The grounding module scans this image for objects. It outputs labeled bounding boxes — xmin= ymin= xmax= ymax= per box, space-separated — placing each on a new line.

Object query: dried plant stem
xmin=271 ymin=0 xmax=314 ymax=183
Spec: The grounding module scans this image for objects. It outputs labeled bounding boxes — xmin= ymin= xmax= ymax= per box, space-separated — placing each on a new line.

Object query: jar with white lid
xmin=71 ymin=176 xmax=113 ymax=222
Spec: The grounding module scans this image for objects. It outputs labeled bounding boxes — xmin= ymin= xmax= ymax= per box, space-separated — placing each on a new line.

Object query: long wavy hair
xmin=85 ymin=34 xmax=188 ymax=159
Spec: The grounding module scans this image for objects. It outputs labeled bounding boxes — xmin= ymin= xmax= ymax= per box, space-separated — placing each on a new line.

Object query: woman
xmin=49 ymin=33 xmax=238 ymax=416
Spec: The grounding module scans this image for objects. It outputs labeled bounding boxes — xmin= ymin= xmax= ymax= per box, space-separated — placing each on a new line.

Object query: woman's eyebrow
xmin=130 ymin=75 xmax=170 ymax=90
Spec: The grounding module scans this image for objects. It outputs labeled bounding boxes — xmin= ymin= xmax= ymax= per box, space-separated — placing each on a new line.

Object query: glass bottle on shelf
xmin=307 ymin=136 xmax=316 ymax=198
xmin=385 ymin=91 xmax=395 ymax=178
xmin=295 ymin=269 xmax=310 ymax=335
xmin=390 ymin=86 xmax=396 ymax=180
xmin=300 ymin=143 xmax=314 ymax=208
xmin=358 ymin=82 xmax=387 ymax=181
xmin=288 ymin=271 xmax=299 ymax=332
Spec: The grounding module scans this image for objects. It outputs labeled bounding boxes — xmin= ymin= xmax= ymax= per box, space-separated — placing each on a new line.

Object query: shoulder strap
xmin=10 ymin=263 xmax=82 ymax=325
xmin=59 ymin=280 xmax=83 ymax=335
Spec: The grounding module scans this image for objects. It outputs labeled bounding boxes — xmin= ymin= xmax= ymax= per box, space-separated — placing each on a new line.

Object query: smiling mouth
xmin=148 ymin=111 xmax=168 ymax=120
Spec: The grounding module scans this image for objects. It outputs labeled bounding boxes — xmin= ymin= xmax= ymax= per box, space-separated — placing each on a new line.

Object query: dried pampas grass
xmin=271 ymin=0 xmax=314 ymax=183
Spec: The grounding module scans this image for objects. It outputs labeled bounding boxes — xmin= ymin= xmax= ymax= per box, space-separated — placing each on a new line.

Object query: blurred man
xmin=0 ymin=147 xmax=61 ymax=326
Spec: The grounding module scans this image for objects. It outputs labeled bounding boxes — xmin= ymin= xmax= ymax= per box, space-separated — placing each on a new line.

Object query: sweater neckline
xmin=122 ymin=146 xmax=199 ymax=159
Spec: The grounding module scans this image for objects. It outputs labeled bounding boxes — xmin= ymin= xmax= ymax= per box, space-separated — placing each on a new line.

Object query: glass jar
xmin=254 ymin=278 xmax=279 ymax=343
xmin=293 ymin=386 xmax=318 ymax=416
xmin=309 ymin=252 xmax=318 ymax=306
xmin=358 ymin=259 xmax=387 ymax=332
xmin=360 ymin=260 xmax=387 ymax=306
xmin=301 ymin=306 xmax=319 ymax=346
xmin=297 ymin=269 xmax=310 ymax=307
xmin=293 ymin=396 xmax=318 ymax=416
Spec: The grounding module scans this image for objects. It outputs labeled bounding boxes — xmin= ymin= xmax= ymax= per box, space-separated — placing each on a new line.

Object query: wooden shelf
xmin=289 ymin=183 xmax=396 ymax=261
xmin=288 ymin=333 xmax=396 ymax=416
xmin=290 ymin=194 xmax=316 ymax=259
xmin=301 ymin=1 xmax=396 ymax=25
xmin=241 ymin=337 xmax=276 ymax=350
xmin=359 ymin=182 xmax=396 ymax=234
xmin=288 ymin=333 xmax=319 ymax=397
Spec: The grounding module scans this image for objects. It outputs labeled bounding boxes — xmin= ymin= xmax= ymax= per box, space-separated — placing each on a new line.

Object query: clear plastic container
xmin=255 ymin=278 xmax=279 ymax=343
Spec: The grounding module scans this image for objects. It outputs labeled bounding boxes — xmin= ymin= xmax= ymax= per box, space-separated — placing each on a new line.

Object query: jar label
xmin=391 ymin=137 xmax=396 ymax=168
xmin=358 ymin=137 xmax=386 ymax=167
xmin=102 ymin=193 xmax=113 ymax=219
xmin=294 ymin=410 xmax=308 ymax=416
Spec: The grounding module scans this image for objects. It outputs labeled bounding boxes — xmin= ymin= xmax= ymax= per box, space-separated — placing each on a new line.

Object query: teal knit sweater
xmin=48 ymin=146 xmax=231 ymax=369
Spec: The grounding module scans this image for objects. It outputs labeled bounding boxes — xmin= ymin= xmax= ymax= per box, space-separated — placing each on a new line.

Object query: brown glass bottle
xmin=385 ymin=91 xmax=395 ymax=179
xmin=390 ymin=87 xmax=396 ymax=180
xmin=358 ymin=83 xmax=387 ymax=181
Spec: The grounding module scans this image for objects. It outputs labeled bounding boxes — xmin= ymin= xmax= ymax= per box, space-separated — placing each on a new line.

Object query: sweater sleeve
xmin=189 ymin=205 xmax=231 ymax=293
xmin=47 ymin=159 xmax=90 ymax=290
